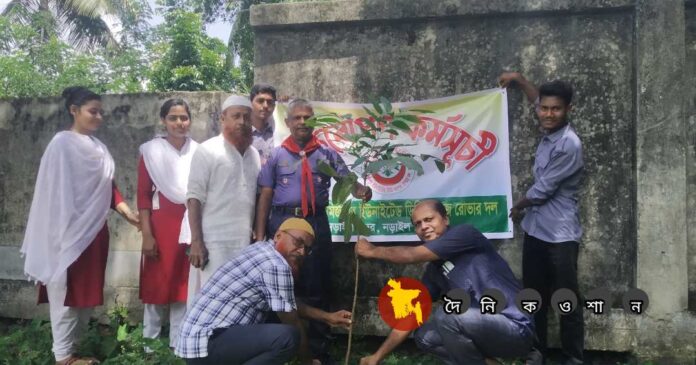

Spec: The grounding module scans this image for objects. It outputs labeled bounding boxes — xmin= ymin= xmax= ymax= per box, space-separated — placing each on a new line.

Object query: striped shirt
xmin=174 ymin=240 xmax=296 ymax=359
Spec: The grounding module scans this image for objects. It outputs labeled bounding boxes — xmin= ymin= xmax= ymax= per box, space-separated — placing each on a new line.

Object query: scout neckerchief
xmin=281 ymin=135 xmax=321 ymax=217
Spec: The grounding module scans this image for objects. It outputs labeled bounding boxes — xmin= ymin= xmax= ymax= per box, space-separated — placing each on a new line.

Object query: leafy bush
xmin=0 ymin=305 xmax=184 ymax=365
xmin=0 ymin=319 xmax=54 ymax=365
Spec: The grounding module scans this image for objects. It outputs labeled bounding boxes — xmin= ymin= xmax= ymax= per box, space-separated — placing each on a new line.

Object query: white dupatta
xmin=21 ymin=131 xmax=115 ymax=285
xmin=139 ymin=137 xmax=198 ymax=243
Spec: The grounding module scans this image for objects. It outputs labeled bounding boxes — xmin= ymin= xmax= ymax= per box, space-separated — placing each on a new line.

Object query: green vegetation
xmin=0 ymin=312 xmax=648 ymax=364
xmin=0 ymin=305 xmax=183 ymax=365
xmin=150 ymin=10 xmax=242 ymax=92
xmin=0 ymin=0 xmax=257 ymax=98
xmin=0 ymin=310 xmax=440 ymax=365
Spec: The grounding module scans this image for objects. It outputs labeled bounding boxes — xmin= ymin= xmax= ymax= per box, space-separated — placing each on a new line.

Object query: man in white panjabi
xmin=184 ymin=95 xmax=261 ymax=307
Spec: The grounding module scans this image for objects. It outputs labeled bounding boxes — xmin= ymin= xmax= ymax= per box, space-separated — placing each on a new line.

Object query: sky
xmin=0 ymin=0 xmax=232 ymax=44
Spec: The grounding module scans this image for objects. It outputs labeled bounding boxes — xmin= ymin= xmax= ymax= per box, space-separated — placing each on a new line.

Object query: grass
xmin=0 ymin=318 xmax=646 ymax=365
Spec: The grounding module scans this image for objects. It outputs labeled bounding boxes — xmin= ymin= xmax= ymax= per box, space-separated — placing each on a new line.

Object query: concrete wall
xmin=686 ymin=1 xmax=696 ymax=321
xmin=0 ymin=0 xmax=694 ymax=362
xmin=0 ymin=92 xmax=228 ymax=320
xmin=250 ymin=0 xmax=695 ymax=362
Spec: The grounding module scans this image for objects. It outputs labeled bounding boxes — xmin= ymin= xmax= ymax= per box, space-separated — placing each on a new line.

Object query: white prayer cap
xmin=221 ymin=95 xmax=252 ymax=112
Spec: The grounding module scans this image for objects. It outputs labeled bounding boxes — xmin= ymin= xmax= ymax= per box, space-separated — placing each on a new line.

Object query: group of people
xmin=20 ymin=72 xmax=585 ymax=365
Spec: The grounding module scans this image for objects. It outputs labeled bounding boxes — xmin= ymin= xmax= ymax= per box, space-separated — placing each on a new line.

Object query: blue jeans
xmin=186 ymin=323 xmax=299 ymax=365
xmin=414 ymin=308 xmax=534 ymax=365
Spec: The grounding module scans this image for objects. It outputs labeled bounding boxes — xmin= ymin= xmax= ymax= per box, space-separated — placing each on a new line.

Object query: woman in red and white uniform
xmin=21 ymin=86 xmax=139 ymax=365
xmin=137 ymin=99 xmax=198 ymax=348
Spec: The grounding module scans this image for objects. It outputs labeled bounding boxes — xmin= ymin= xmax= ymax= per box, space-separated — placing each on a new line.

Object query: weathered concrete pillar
xmin=635 ymin=0 xmax=687 ymax=315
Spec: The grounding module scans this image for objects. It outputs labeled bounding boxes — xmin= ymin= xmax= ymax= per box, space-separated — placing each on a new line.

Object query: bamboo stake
xmin=344 ymin=197 xmax=367 ymax=365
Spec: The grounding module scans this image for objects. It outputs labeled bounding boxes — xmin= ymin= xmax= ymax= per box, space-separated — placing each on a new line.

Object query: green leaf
xmin=305 ymin=113 xmax=343 ymax=128
xmin=380 ymin=96 xmax=393 ymax=114
xmin=361 ymin=128 xmax=376 ymax=139
xmin=406 ymin=108 xmax=434 ymax=114
xmin=371 ymin=99 xmax=383 ymax=115
xmin=385 ymin=128 xmax=399 ymax=135
xmin=361 ymin=116 xmax=379 ymax=131
xmin=332 ymin=175 xmax=356 ymax=204
xmin=339 ymin=200 xmax=353 ymax=223
xmin=420 ymin=153 xmax=439 ymax=161
xmin=117 ymin=324 xmax=128 ymax=342
xmin=353 ymin=214 xmax=373 ymax=236
xmin=344 ymin=134 xmax=361 ymax=143
xmin=317 ymin=161 xmax=338 ymax=177
xmin=352 ymin=156 xmax=367 ymax=168
xmin=391 ymin=119 xmax=412 ymax=131
xmin=395 ymin=156 xmax=425 ymax=175
xmin=435 ymin=159 xmax=446 ymax=173
xmin=362 ymin=106 xmax=380 ymax=121
xmin=395 ymin=114 xmax=421 ymax=124
xmin=364 ymin=159 xmax=399 ymax=175
xmin=316 ymin=115 xmax=343 ymax=123
xmin=343 ymin=212 xmax=355 ymax=243
xmin=100 ymin=336 xmax=118 ymax=357
xmin=383 ymin=143 xmax=415 ymax=150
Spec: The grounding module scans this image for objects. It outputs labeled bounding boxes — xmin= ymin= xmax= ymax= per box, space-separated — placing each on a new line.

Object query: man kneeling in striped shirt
xmin=175 ymin=218 xmax=351 ymax=365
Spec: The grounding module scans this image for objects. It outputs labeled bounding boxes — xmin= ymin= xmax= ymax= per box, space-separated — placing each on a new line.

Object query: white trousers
xmin=143 ymin=302 xmax=187 ymax=348
xmin=46 ymin=282 xmax=93 ymax=362
xmin=186 ymin=241 xmax=246 ymax=309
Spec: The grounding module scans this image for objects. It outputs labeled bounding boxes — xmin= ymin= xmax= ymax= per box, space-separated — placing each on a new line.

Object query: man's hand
xmin=498 ymin=72 xmax=523 ymax=88
xmin=324 ymin=310 xmax=352 ymax=329
xmin=360 ymin=355 xmax=381 ymax=365
xmin=355 ymin=237 xmax=376 ymax=259
xmin=189 ymin=239 xmax=209 ymax=269
xmin=497 ymin=71 xmax=538 ymax=103
xmin=509 ymin=207 xmax=524 ymax=223
xmin=141 ymin=233 xmax=158 ymax=259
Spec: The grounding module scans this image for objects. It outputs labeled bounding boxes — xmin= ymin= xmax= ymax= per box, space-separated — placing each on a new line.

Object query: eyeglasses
xmin=283 ymin=230 xmax=313 ymax=255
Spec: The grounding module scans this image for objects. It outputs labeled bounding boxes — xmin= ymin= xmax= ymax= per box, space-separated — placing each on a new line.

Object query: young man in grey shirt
xmin=500 ymin=72 xmax=584 ymax=365
xmin=249 ymin=83 xmax=278 ymax=165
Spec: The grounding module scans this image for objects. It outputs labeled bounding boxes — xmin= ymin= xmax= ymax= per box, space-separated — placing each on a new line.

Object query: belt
xmin=271 ymin=205 xmax=326 ymax=217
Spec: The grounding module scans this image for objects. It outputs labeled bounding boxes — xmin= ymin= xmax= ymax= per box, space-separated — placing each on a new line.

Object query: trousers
xmin=185 ymin=324 xmax=299 ymax=365
xmin=414 ymin=308 xmax=534 ymax=364
xmin=46 ymin=282 xmax=93 ymax=361
xmin=523 ymin=234 xmax=584 ymax=362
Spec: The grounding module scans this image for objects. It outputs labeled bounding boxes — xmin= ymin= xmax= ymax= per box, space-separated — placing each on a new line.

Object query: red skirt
xmin=138 ymin=192 xmax=189 ymax=304
xmin=38 ymin=223 xmax=110 ymax=307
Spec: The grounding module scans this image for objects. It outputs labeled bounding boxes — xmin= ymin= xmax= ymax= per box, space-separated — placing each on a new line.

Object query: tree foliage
xmin=0 ymin=17 xmax=107 ymax=98
xmin=174 ymin=0 xmax=315 ymax=90
xmin=149 ymin=9 xmax=242 ymax=92
xmin=0 ymin=0 xmax=147 ymax=50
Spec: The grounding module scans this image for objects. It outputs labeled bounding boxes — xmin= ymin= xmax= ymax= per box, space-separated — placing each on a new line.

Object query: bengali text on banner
xmin=272 ymin=88 xmax=514 ymax=241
